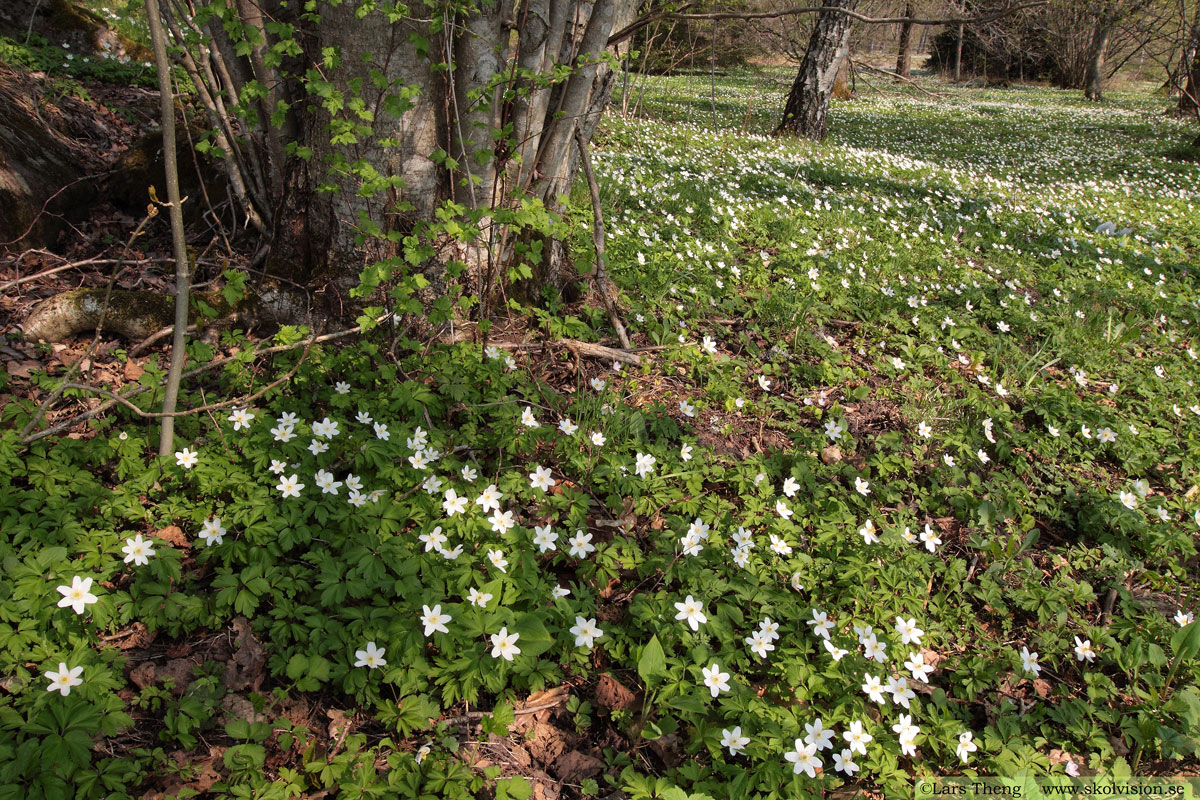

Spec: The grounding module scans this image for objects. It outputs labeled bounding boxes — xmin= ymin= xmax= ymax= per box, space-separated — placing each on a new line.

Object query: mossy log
xmin=22 ymin=283 xmax=313 ymax=343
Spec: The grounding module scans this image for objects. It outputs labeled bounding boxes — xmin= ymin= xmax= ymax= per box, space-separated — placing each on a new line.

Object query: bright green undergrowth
xmin=2 ymin=74 xmax=1200 ymax=799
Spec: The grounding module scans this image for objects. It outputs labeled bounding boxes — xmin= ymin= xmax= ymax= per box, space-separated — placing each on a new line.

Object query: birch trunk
xmin=775 ymin=0 xmax=856 ymax=140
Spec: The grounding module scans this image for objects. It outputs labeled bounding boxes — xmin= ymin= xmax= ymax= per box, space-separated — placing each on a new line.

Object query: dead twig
xmin=441 ymin=700 xmax=567 ymax=728
xmin=609 ymin=0 xmax=1049 ymax=47
xmin=0 ymin=253 xmax=237 ymax=294
xmin=492 ymin=339 xmax=642 ymax=365
xmin=574 ymin=126 xmax=632 ymax=351
xmin=856 ymin=62 xmax=948 ymax=98
xmin=57 ymin=331 xmax=317 ymax=419
xmin=18 ymin=212 xmax=155 ymax=441
xmin=129 ymin=323 xmax=201 ymax=357
xmin=21 ymin=318 xmax=378 ymax=445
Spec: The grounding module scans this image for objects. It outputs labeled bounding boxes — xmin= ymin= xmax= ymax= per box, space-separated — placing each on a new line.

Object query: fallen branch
xmin=57 ymin=331 xmax=316 ymax=419
xmin=574 ymin=127 xmax=632 ymax=351
xmin=0 ymin=259 xmax=105 ymax=293
xmin=441 ymin=700 xmax=566 ymax=728
xmin=856 ymin=63 xmax=947 ymax=98
xmin=19 ymin=212 xmax=155 ymax=440
xmin=129 ymin=323 xmax=200 ymax=357
xmin=0 ymin=252 xmax=237 ymax=294
xmin=492 ymin=339 xmax=643 ymax=365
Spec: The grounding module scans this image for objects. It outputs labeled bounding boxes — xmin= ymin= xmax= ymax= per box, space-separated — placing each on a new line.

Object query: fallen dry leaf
xmin=525 ymin=721 xmax=570 ymax=765
xmin=552 ymin=750 xmax=603 ymax=782
xmin=155 ymin=525 xmax=190 ymax=549
xmin=326 ymin=708 xmax=352 ymax=741
xmin=159 ymin=658 xmax=196 ymax=695
xmin=222 ymin=617 xmax=267 ymax=691
xmin=594 ymin=673 xmax=636 ymax=710
xmin=129 ymin=661 xmax=157 ymax=689
xmin=6 ymin=360 xmax=41 ymax=378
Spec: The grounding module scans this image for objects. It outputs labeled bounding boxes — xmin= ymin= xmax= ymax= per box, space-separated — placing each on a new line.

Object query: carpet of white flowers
xmin=2 ymin=74 xmax=1200 ymax=799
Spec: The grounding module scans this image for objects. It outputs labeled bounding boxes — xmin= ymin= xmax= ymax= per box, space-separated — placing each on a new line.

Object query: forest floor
xmin=2 ymin=60 xmax=1200 ymax=800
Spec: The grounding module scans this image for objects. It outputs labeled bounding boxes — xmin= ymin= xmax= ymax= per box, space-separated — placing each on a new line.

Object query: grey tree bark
xmin=896 ymin=1 xmax=915 ymax=78
xmin=145 ymin=0 xmax=191 ymax=457
xmin=775 ymin=0 xmax=856 ymax=140
xmin=200 ymin=0 xmax=634 ymax=317
xmin=1082 ymin=18 xmax=1111 ymax=100
xmin=22 ymin=0 xmax=639 ymax=343
xmin=1184 ymin=46 xmax=1200 ymax=114
xmin=1179 ymin=8 xmax=1200 ymax=115
xmin=954 ymin=21 xmax=964 ymax=81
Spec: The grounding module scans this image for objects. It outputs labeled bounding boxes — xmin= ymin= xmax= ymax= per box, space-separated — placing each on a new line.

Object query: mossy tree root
xmin=21 ymin=285 xmax=313 ymax=343
xmin=22 ymin=289 xmax=174 ymax=342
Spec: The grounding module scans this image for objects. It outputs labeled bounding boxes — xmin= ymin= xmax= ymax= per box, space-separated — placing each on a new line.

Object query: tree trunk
xmin=895 ymin=2 xmax=914 ymax=78
xmin=0 ymin=0 xmax=128 ymax=58
xmin=300 ymin=0 xmax=637 ymax=315
xmin=1180 ymin=30 xmax=1200 ymax=115
xmin=775 ymin=0 xmax=856 ymax=140
xmin=0 ymin=70 xmax=95 ymax=251
xmin=954 ymin=22 xmax=964 ymax=81
xmin=19 ymin=0 xmax=639 ymax=341
xmin=1082 ymin=19 xmax=1111 ymax=101
xmin=287 ymin=3 xmax=449 ymax=304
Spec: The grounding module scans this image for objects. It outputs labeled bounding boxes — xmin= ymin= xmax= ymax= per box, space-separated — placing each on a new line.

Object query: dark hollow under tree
xmin=775 ymin=0 xmax=857 ymax=140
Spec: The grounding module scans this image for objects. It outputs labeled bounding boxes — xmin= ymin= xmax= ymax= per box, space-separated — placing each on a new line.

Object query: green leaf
xmin=286 ymin=654 xmax=309 ymax=680
xmin=1172 ymin=621 xmax=1200 ymax=662
xmin=482 ymin=701 xmax=515 ymax=736
xmin=497 ymin=777 xmax=532 ymax=800
xmin=976 ymin=500 xmax=995 ymax=527
xmin=512 ymin=613 xmax=552 ymax=658
xmin=637 ymin=635 xmax=667 ymax=685
xmin=1165 ymin=687 xmax=1200 ymax=727
xmin=226 ymin=718 xmax=251 ymax=739
xmin=665 ymin=692 xmax=707 ymax=714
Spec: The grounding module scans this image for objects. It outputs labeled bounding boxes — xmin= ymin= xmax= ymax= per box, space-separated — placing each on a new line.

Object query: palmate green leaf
xmin=665 ymin=692 xmax=706 ymax=715
xmin=482 ymin=701 xmax=515 ymax=736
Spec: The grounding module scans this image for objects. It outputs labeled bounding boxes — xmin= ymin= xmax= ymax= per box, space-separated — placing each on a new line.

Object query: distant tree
xmin=775 ymin=0 xmax=857 ymax=138
xmin=896 ymin=0 xmax=916 ymax=76
xmin=1178 ymin=1 xmax=1200 ymax=115
xmin=927 ymin=0 xmax=1157 ymax=95
xmin=1080 ymin=0 xmax=1155 ymax=100
xmin=775 ymin=1 xmax=1047 ymax=140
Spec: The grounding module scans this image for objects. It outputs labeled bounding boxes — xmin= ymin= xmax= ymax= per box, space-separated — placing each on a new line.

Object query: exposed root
xmin=22 ymin=288 xmax=174 ymax=342
xmin=21 ymin=284 xmax=314 ymax=343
